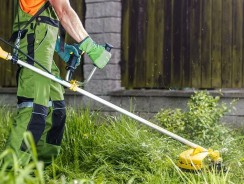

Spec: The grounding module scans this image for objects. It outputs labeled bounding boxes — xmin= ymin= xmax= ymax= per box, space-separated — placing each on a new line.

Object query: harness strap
xmin=9 ymin=1 xmax=51 ymax=43
xmin=36 ymin=16 xmax=59 ymax=28
xmin=59 ymin=24 xmax=66 ymax=52
xmin=20 ymin=1 xmax=51 ymax=32
xmin=27 ymin=33 xmax=35 ymax=65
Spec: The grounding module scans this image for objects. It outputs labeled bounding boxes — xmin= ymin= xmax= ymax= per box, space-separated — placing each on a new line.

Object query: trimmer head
xmin=177 ymin=147 xmax=224 ymax=171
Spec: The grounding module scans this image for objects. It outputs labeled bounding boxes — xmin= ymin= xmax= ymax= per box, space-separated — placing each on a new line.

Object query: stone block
xmin=93 ymin=96 xmax=123 ymax=112
xmin=222 ymin=115 xmax=244 ymax=129
xmin=103 ymin=17 xmax=121 ymax=32
xmin=110 ymin=49 xmax=121 ymax=64
xmin=84 ymin=79 xmax=122 ymax=95
xmin=148 ymin=97 xmax=188 ymax=113
xmin=65 ymin=94 xmax=84 ymax=108
xmin=221 ymin=98 xmax=244 ymax=116
xmin=102 ymin=79 xmax=122 ymax=93
xmin=84 ymin=79 xmax=104 ymax=95
xmin=89 ymin=33 xmax=121 ymax=48
xmin=84 ymin=64 xmax=121 ymax=80
xmin=86 ymin=2 xmax=121 ymax=18
xmin=85 ymin=18 xmax=104 ymax=33
xmin=0 ymin=94 xmax=16 ymax=107
xmin=86 ymin=17 xmax=121 ymax=33
xmin=84 ymin=79 xmax=123 ymax=95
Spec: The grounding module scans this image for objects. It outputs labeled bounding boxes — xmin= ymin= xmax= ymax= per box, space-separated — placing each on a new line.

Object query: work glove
xmin=78 ymin=36 xmax=111 ymax=69
xmin=55 ymin=37 xmax=81 ymax=67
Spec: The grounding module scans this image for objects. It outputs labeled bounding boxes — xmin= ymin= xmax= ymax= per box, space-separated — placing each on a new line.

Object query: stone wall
xmin=64 ymin=89 xmax=244 ymax=129
xmin=84 ymin=0 xmax=123 ymax=95
xmin=1 ymin=88 xmax=244 ymax=129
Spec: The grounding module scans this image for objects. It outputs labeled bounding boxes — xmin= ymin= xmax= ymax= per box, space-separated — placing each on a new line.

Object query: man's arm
xmin=50 ymin=0 xmax=112 ymax=69
xmin=49 ymin=0 xmax=88 ymax=42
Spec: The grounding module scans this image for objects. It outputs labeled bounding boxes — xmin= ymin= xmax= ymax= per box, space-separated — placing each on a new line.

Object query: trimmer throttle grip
xmin=65 ymin=53 xmax=80 ymax=81
xmin=65 ymin=43 xmax=113 ymax=82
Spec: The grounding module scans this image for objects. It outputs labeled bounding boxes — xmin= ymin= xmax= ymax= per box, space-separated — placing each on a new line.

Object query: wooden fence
xmin=122 ymin=0 xmax=244 ymax=89
xmin=0 ymin=0 xmax=84 ymax=87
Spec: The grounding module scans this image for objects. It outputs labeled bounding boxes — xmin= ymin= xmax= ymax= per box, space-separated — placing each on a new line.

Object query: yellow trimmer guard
xmin=177 ymin=147 xmax=222 ymax=171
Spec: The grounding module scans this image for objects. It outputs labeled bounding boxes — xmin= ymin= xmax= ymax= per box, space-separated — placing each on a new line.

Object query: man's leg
xmin=5 ymin=107 xmax=33 ymax=166
xmin=5 ymin=60 xmax=52 ymax=166
xmin=37 ymin=61 xmax=66 ymax=166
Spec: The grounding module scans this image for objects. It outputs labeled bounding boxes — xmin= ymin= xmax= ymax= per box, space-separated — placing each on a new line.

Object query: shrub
xmin=155 ymin=91 xmax=232 ymax=146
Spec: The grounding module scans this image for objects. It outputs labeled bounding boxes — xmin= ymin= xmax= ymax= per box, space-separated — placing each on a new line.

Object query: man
xmin=6 ymin=0 xmax=111 ymax=167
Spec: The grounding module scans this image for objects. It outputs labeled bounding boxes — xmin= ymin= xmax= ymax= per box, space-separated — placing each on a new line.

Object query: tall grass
xmin=0 ymin=94 xmax=244 ymax=183
xmin=0 ymin=132 xmax=45 ymax=184
xmin=47 ymin=107 xmax=244 ymax=183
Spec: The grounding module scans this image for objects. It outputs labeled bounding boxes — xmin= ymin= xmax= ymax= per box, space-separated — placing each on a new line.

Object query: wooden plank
xmin=232 ymin=0 xmax=243 ymax=87
xmin=190 ymin=0 xmax=202 ymax=88
xmin=211 ymin=0 xmax=222 ymax=88
xmin=121 ymin=0 xmax=244 ymax=89
xmin=145 ymin=0 xmax=155 ymax=88
xmin=201 ymin=0 xmax=212 ymax=88
xmin=3 ymin=0 xmax=14 ymax=87
xmin=127 ymin=0 xmax=137 ymax=88
xmin=181 ymin=0 xmax=191 ymax=88
xmin=121 ymin=0 xmax=130 ymax=88
xmin=154 ymin=0 xmax=165 ymax=88
xmin=0 ymin=0 xmax=7 ymax=86
xmin=221 ymin=0 xmax=232 ymax=87
xmin=134 ymin=0 xmax=147 ymax=88
xmin=162 ymin=0 xmax=172 ymax=88
xmin=171 ymin=0 xmax=182 ymax=88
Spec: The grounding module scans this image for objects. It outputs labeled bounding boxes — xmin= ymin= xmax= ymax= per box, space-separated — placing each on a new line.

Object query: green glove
xmin=78 ymin=37 xmax=111 ymax=69
xmin=55 ymin=37 xmax=80 ymax=64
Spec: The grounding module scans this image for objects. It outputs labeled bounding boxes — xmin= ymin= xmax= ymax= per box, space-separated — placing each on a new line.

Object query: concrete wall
xmin=1 ymin=88 xmax=244 ymax=129
xmin=84 ymin=0 xmax=123 ymax=95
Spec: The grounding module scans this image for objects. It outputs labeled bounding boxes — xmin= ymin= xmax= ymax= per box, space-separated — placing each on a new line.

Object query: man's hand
xmin=55 ymin=37 xmax=81 ymax=66
xmin=78 ymin=37 xmax=111 ymax=69
xmin=50 ymin=0 xmax=111 ymax=68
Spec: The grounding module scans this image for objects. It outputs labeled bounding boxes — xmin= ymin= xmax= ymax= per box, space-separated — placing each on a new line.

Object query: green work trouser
xmin=6 ymin=17 xmax=66 ymax=166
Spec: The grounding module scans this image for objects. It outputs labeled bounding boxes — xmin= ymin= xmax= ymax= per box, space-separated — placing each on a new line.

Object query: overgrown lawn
xmin=0 ymin=91 xmax=244 ymax=183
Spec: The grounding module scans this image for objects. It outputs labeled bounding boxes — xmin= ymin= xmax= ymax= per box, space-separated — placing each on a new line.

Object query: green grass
xmin=0 ymin=104 xmax=244 ymax=183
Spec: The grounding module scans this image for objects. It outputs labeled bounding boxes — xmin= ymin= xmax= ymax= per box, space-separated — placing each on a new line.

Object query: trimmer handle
xmin=65 ymin=42 xmax=113 ymax=82
xmin=65 ymin=53 xmax=80 ymax=82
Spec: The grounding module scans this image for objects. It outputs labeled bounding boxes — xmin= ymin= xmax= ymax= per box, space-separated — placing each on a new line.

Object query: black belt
xmin=36 ymin=16 xmax=59 ymax=28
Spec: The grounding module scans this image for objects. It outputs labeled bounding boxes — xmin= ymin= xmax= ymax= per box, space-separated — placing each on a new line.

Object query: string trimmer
xmin=0 ymin=43 xmax=225 ymax=172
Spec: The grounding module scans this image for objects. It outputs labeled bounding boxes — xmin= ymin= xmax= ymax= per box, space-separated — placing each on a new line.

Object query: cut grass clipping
xmin=0 ymin=91 xmax=244 ymax=183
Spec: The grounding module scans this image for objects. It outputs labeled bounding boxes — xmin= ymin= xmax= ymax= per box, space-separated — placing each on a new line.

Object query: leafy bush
xmin=155 ymin=91 xmax=232 ymax=146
